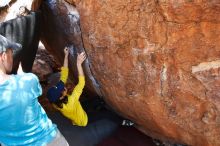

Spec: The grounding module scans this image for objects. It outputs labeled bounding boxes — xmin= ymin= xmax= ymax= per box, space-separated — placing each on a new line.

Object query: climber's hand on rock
xmin=64 ymin=47 xmax=69 ymax=56
xmin=77 ymin=52 xmax=86 ymax=66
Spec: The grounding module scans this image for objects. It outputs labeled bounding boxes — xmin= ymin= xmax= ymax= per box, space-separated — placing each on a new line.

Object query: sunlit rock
xmin=4 ymin=0 xmax=219 ymax=145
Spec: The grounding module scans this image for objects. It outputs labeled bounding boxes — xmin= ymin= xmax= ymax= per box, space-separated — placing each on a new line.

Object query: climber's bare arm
xmin=63 ymin=47 xmax=69 ymax=68
xmin=77 ymin=52 xmax=86 ymax=76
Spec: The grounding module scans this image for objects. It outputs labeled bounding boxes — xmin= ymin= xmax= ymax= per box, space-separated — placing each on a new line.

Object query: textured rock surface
xmin=32 ymin=42 xmax=59 ymax=81
xmin=42 ymin=0 xmax=220 ymax=145
xmin=63 ymin=1 xmax=219 ymax=145
xmin=40 ymin=0 xmax=101 ymax=97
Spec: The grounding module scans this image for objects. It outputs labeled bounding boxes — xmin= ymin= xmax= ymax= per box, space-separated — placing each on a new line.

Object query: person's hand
xmin=77 ymin=52 xmax=87 ymax=66
xmin=64 ymin=47 xmax=69 ymax=56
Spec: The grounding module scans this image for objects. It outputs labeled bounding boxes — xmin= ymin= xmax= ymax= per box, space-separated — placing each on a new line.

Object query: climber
xmin=47 ymin=47 xmax=89 ymax=126
xmin=47 ymin=47 xmax=134 ymax=127
xmin=0 ymin=34 xmax=69 ymax=146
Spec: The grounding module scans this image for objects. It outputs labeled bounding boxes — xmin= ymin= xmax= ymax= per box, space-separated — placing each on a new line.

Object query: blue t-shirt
xmin=0 ymin=73 xmax=57 ymax=146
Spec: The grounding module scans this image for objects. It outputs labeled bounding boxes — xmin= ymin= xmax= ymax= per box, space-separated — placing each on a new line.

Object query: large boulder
xmin=43 ymin=0 xmax=220 ymax=145
xmin=40 ymin=0 xmax=100 ymax=96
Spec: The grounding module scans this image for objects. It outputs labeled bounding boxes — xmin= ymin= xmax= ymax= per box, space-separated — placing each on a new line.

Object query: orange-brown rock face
xmin=72 ymin=1 xmax=220 ymax=145
xmin=42 ymin=0 xmax=220 ymax=145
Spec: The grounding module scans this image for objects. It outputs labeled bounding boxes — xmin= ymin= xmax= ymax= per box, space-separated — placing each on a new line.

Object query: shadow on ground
xmin=48 ymin=110 xmax=156 ymax=146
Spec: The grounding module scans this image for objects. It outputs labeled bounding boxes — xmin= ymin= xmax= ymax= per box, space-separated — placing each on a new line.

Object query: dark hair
xmin=54 ymin=96 xmax=68 ymax=108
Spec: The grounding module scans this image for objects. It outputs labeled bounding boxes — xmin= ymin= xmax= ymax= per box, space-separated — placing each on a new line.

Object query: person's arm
xmin=63 ymin=47 xmax=69 ymax=68
xmin=60 ymin=47 xmax=69 ymax=84
xmin=70 ymin=52 xmax=86 ymax=101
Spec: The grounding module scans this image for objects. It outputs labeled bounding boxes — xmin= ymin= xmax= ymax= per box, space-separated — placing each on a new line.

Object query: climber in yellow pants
xmin=47 ymin=47 xmax=88 ymax=126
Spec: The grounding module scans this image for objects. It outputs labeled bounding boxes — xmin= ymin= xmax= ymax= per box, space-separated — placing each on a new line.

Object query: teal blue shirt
xmin=0 ymin=73 xmax=57 ymax=146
